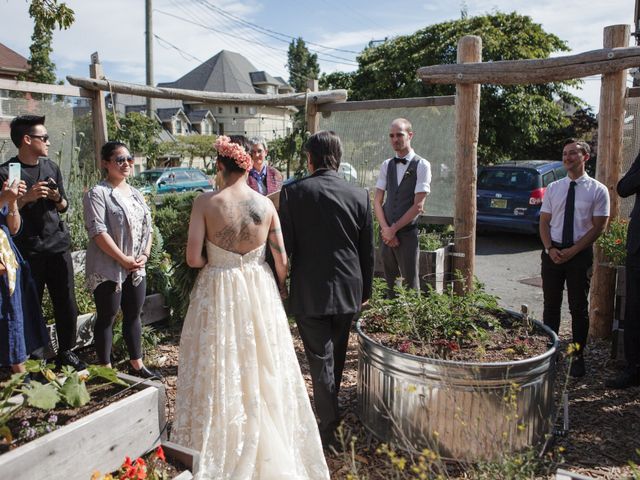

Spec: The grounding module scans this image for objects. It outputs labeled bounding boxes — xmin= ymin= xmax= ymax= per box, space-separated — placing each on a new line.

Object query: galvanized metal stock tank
xmin=356 ymin=316 xmax=558 ymax=461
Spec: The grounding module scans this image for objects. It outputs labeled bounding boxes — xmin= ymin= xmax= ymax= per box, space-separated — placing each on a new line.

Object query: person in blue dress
xmin=0 ymin=178 xmax=49 ymax=374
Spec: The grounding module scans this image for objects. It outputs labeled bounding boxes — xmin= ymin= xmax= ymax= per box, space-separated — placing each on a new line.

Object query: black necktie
xmin=393 ymin=157 xmax=407 ymax=165
xmin=562 ymin=181 xmax=577 ymax=247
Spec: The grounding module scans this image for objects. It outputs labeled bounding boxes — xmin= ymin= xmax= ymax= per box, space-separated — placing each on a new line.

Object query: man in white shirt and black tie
xmin=539 ymin=139 xmax=610 ymax=377
xmin=374 ymin=118 xmax=431 ymax=295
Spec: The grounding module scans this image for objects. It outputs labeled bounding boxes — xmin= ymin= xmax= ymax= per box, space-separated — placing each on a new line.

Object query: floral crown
xmin=214 ymin=135 xmax=252 ymax=171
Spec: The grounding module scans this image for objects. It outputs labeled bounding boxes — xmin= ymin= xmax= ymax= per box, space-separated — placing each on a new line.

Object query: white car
xmin=338 ymin=162 xmax=358 ymax=182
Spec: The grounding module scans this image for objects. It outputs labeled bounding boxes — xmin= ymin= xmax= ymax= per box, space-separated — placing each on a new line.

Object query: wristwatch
xmin=544 ymin=246 xmax=554 ymax=255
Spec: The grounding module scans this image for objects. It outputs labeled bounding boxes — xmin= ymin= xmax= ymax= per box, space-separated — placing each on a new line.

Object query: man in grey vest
xmin=374 ymin=118 xmax=431 ymax=295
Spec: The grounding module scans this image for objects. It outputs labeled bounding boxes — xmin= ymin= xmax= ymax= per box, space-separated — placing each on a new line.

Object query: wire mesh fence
xmin=318 ymin=102 xmax=456 ymax=218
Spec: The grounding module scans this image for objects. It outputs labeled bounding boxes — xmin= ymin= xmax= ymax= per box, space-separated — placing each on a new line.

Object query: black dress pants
xmin=541 ymin=247 xmax=593 ymax=353
xmin=623 ymin=260 xmax=640 ymax=368
xmin=295 ymin=312 xmax=357 ymax=443
xmin=27 ymin=251 xmax=78 ymax=352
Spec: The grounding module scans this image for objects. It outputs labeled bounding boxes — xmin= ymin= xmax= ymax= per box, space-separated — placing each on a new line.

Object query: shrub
xmin=597 ymin=217 xmax=628 ymax=266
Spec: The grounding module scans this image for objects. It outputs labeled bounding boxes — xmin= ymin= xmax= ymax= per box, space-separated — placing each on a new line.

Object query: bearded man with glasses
xmin=0 ymin=115 xmax=86 ymax=372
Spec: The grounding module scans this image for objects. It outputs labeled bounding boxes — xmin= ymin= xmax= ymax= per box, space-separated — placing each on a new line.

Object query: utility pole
xmin=145 ymin=0 xmax=154 ymax=117
xmin=634 ymin=0 xmax=640 ymax=86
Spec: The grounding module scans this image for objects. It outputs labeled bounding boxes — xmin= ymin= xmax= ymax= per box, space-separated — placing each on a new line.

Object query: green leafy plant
xmin=597 ymin=217 xmax=628 ymax=266
xmin=153 ymin=192 xmax=200 ymax=322
xmin=22 ymin=360 xmax=127 ymax=411
xmin=0 ymin=372 xmax=29 ymax=445
xmin=362 ymin=277 xmax=502 ymax=359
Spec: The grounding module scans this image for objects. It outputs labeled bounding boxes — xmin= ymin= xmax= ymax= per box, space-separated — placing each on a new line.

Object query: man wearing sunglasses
xmin=0 ymin=115 xmax=85 ymax=372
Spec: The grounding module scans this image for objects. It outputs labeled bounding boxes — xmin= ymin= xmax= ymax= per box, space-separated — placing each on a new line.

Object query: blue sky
xmin=0 ymin=0 xmax=634 ymax=111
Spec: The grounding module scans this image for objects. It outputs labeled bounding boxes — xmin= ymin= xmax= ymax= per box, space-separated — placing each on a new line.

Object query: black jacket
xmin=280 ymin=169 xmax=374 ymax=316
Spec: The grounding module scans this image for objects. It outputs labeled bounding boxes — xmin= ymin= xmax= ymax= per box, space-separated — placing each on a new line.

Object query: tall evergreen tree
xmin=21 ymin=0 xmax=75 ymax=84
xmin=287 ymin=37 xmax=320 ymax=92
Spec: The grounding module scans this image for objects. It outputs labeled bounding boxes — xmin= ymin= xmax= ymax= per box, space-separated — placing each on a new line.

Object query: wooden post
xmin=89 ymin=52 xmax=108 ymax=170
xmin=589 ymin=24 xmax=630 ymax=339
xmin=453 ymin=35 xmax=482 ymax=294
xmin=306 ymin=79 xmax=319 ymax=135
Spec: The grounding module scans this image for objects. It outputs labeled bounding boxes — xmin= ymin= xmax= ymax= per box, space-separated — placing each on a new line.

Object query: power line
xmin=154 ymin=34 xmax=203 ymax=63
xmin=155 ymin=9 xmax=358 ymax=67
xmin=195 ymin=0 xmax=361 ymax=55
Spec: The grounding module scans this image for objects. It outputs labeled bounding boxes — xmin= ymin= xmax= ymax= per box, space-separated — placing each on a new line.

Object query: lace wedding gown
xmin=172 ymin=241 xmax=330 ymax=480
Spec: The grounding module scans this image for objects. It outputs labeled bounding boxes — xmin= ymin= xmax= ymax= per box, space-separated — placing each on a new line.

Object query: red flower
xmin=155 ymin=445 xmax=166 ymax=462
xmin=615 ymin=238 xmax=622 ymax=245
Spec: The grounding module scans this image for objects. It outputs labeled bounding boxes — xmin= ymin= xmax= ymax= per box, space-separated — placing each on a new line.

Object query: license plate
xmin=490 ymin=198 xmax=507 ymax=209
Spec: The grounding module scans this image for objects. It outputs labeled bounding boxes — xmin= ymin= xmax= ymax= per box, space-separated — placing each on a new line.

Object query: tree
xmin=287 ymin=38 xmax=320 ymax=93
xmin=107 ymin=112 xmax=162 ymax=167
xmin=345 ymin=12 xmax=586 ymax=164
xmin=21 ymin=0 xmax=75 ymax=84
xmin=319 ymin=71 xmax=355 ymax=92
xmin=158 ymin=135 xmax=218 ymax=169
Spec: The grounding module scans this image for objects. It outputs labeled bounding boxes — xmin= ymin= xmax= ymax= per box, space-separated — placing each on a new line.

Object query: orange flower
xmin=615 ymin=238 xmax=622 ymax=245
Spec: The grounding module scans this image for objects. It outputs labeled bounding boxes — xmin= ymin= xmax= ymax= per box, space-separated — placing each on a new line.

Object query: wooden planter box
xmin=374 ymin=243 xmax=452 ymax=293
xmin=0 ymin=373 xmax=191 ymax=480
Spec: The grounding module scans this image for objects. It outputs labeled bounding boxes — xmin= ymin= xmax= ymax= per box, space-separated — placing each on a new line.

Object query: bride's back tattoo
xmin=215 ymin=198 xmax=267 ymax=250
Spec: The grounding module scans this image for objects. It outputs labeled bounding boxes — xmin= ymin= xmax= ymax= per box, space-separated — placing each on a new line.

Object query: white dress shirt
xmin=540 ymin=173 xmax=610 ymax=244
xmin=375 ymin=149 xmax=431 ymax=193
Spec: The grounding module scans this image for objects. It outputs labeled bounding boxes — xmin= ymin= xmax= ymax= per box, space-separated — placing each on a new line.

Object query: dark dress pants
xmin=541 ymin=247 xmax=593 ymax=353
xmin=295 ymin=312 xmax=357 ymax=443
xmin=381 ymin=228 xmax=419 ymax=294
xmin=623 ymin=259 xmax=640 ymax=368
xmin=28 ymin=251 xmax=78 ymax=352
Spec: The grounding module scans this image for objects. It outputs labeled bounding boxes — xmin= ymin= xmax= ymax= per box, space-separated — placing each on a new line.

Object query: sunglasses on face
xmin=113 ymin=155 xmax=134 ymax=165
xmin=29 ymin=134 xmax=50 ymax=142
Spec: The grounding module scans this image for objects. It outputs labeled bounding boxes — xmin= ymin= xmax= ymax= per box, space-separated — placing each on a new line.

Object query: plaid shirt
xmin=247 ymin=164 xmax=283 ymax=195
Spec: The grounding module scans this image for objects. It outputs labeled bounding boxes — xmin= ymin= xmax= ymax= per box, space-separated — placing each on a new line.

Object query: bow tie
xmin=393 ymin=157 xmax=407 ymax=165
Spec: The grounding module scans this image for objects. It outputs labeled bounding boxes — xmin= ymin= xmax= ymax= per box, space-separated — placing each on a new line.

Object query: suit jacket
xmin=618 ymin=152 xmax=640 ymax=262
xmin=280 ymin=169 xmax=374 ymax=316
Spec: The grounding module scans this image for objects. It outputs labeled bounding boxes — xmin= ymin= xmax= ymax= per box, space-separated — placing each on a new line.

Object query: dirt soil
xmin=144 ymin=321 xmax=640 ymax=479
xmin=3 ymin=320 xmax=639 ymax=479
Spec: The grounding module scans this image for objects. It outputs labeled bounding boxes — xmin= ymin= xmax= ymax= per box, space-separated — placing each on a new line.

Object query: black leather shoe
xmin=55 ymin=350 xmax=87 ymax=371
xmin=128 ymin=364 xmax=163 ymax=381
xmin=569 ymin=355 xmax=585 ymax=378
xmin=605 ymin=368 xmax=640 ymax=389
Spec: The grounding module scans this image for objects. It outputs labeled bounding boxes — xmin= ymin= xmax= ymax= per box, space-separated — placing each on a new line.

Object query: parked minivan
xmin=476 ymin=160 xmax=565 ymax=234
xmin=135 ymin=167 xmax=213 ymax=196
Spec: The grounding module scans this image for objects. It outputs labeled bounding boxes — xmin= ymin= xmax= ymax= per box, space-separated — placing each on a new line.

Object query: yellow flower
xmin=44 ymin=369 xmax=56 ymax=382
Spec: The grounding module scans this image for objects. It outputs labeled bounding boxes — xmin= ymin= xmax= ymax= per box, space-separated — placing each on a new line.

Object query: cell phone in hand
xmin=8 ymin=163 xmax=20 ymax=186
xmin=45 ymin=177 xmax=58 ymax=191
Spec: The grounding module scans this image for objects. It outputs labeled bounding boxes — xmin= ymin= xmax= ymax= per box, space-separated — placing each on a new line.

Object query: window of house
xmin=175 ymin=119 xmax=183 ymax=134
xmin=248 ymin=107 xmax=257 ymax=115
xmin=218 ymin=107 xmax=223 ymax=114
xmin=218 ymin=123 xmax=224 ymax=135
xmin=234 ymin=106 xmax=239 ymax=114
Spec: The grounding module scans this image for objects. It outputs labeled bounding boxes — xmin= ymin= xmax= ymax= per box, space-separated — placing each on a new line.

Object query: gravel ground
xmin=147 ymin=317 xmax=640 ymax=480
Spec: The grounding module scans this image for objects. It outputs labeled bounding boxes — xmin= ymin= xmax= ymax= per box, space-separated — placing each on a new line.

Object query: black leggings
xmin=93 ymin=275 xmax=146 ymax=364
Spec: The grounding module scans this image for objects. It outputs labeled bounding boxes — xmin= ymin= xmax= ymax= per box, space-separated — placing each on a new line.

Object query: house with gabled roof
xmin=0 ymin=42 xmax=28 ymax=80
xmin=157 ymin=50 xmax=295 ymax=140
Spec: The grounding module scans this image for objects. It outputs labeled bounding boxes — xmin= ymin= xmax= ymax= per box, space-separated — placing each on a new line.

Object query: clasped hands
xmin=381 ymin=224 xmax=399 ymax=248
xmin=548 ymin=246 xmax=577 ymax=265
xmin=121 ymin=254 xmax=148 ymax=273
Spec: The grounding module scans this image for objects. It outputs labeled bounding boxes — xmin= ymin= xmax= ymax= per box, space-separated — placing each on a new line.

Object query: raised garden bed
xmin=0 ymin=373 xmax=180 ymax=480
xmin=356 ymin=282 xmax=559 ymax=461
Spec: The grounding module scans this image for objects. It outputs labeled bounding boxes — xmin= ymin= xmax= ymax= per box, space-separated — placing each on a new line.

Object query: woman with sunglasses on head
xmin=83 ymin=141 xmax=160 ymax=379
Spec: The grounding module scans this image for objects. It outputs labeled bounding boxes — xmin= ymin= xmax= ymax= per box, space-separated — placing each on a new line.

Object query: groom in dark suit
xmin=279 ymin=130 xmax=374 ymax=448
xmin=607 ymin=151 xmax=640 ymax=388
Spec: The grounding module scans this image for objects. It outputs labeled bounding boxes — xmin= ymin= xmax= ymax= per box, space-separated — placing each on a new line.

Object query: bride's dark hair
xmin=217 ymin=135 xmax=251 ymax=175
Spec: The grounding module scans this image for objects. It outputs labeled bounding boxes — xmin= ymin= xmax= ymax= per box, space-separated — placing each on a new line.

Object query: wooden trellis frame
xmin=417 ymin=24 xmax=634 ymax=335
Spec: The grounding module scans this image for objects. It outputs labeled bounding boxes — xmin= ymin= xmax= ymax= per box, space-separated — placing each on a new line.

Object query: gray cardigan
xmin=83 ymin=181 xmax=152 ymax=292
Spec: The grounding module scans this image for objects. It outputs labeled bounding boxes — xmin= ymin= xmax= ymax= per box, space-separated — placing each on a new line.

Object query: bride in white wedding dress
xmin=171 ymin=136 xmax=330 ymax=480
